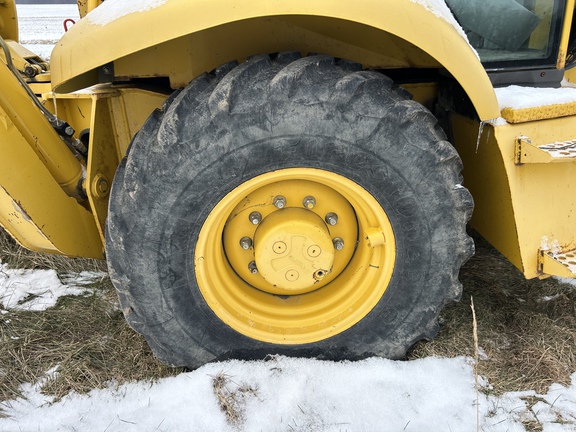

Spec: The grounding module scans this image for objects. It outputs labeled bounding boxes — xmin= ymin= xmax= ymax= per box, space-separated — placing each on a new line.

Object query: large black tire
xmin=106 ymin=53 xmax=474 ymax=368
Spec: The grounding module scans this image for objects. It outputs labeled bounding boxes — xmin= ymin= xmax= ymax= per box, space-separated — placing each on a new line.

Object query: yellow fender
xmin=52 ymin=0 xmax=500 ymax=121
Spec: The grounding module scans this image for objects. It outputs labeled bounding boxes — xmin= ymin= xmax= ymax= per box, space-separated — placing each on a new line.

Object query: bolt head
xmin=92 ymin=174 xmax=110 ymax=198
xmin=97 ymin=178 xmax=109 ymax=194
xmin=273 ymin=195 xmax=287 ymax=209
xmin=333 ymin=237 xmax=344 ymax=251
xmin=302 ymin=196 xmax=316 ymax=209
xmin=239 ymin=237 xmax=253 ymax=250
xmin=249 ymin=211 xmax=262 ymax=225
xmin=325 ymin=212 xmax=338 ymax=226
xmin=248 ymin=261 xmax=258 ymax=274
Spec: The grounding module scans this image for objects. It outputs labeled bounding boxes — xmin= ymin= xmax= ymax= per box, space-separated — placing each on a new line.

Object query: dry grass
xmin=1 ymin=227 xmax=575 ymax=423
xmin=409 ymin=231 xmax=576 ymax=396
xmin=0 ymin=228 xmax=105 ymax=275
xmin=0 ymin=229 xmax=183 ymax=403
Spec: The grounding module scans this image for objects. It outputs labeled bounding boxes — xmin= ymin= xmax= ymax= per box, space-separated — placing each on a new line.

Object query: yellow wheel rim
xmin=195 ymin=168 xmax=396 ymax=344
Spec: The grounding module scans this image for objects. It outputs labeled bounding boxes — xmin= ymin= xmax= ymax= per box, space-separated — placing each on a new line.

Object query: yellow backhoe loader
xmin=1 ymin=0 xmax=575 ymax=367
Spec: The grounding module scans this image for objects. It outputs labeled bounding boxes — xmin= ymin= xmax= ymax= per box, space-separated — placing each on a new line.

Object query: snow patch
xmin=478 ymin=346 xmax=490 ymax=361
xmin=86 ymin=0 xmax=168 ymax=26
xmin=0 ymin=263 xmax=106 ymax=311
xmin=488 ymin=117 xmax=508 ymax=126
xmin=495 ymin=85 xmax=576 ymax=111
xmin=539 ymin=294 xmax=562 ymax=302
xmin=555 ymin=277 xmax=576 ymax=287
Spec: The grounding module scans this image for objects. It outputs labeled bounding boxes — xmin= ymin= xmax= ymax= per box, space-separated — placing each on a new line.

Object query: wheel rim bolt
xmin=273 ymin=195 xmax=287 ymax=209
xmin=302 ymin=196 xmax=316 ymax=209
xmin=333 ymin=237 xmax=344 ymax=251
xmin=239 ymin=237 xmax=253 ymax=250
xmin=325 ymin=212 xmax=338 ymax=226
xmin=249 ymin=211 xmax=262 ymax=225
xmin=248 ymin=261 xmax=258 ymax=274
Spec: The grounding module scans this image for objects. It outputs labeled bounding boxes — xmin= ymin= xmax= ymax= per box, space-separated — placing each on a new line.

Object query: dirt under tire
xmin=106 ymin=53 xmax=474 ymax=368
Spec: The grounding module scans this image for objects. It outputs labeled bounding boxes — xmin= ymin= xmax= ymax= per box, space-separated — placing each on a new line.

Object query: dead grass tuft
xmin=212 ymin=372 xmax=258 ymax=426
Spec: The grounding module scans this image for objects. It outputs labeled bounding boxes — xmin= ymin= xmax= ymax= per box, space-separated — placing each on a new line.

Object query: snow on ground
xmin=557 ymin=277 xmax=576 ymax=287
xmin=16 ymin=4 xmax=78 ymax=59
xmin=0 ymin=352 xmax=575 ymax=432
xmin=0 ymin=262 xmax=106 ymax=311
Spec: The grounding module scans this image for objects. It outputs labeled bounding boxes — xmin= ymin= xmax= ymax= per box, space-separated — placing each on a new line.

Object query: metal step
xmin=539 ymin=246 xmax=576 ymax=278
xmin=515 ymin=136 xmax=576 ymax=164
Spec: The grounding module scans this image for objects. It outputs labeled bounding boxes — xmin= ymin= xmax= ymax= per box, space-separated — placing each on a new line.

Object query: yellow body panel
xmin=76 ymin=0 xmax=104 ymax=18
xmin=452 ymin=114 xmax=576 ymax=279
xmin=0 ymin=105 xmax=103 ymax=258
xmin=43 ymin=87 xmax=167 ymax=244
xmin=83 ymin=88 xmax=167 ymax=242
xmin=51 ymin=0 xmax=500 ymax=121
xmin=0 ymin=59 xmax=85 ymax=199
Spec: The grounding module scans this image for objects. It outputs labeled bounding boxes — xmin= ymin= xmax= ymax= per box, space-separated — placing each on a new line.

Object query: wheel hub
xmin=222 ymin=178 xmax=358 ymax=296
xmin=200 ymin=169 xmax=396 ymax=343
xmin=254 ymin=208 xmax=334 ymax=294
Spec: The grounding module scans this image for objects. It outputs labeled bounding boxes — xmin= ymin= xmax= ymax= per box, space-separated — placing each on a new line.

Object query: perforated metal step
xmin=515 ymin=136 xmax=576 ymax=164
xmin=539 ymin=247 xmax=576 ymax=278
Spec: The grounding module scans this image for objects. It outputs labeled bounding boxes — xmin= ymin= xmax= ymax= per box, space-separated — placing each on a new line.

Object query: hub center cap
xmin=253 ymin=208 xmax=334 ymax=294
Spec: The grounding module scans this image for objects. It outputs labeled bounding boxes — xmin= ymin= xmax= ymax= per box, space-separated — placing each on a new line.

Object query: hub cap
xmin=253 ymin=208 xmax=334 ymax=294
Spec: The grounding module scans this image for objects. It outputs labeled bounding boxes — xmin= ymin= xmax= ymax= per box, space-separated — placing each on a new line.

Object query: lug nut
xmin=273 ymin=195 xmax=287 ymax=209
xmin=239 ymin=237 xmax=253 ymax=250
xmin=325 ymin=212 xmax=338 ymax=226
xmin=249 ymin=211 xmax=262 ymax=225
xmin=302 ymin=196 xmax=316 ymax=209
xmin=333 ymin=237 xmax=344 ymax=251
xmin=248 ymin=261 xmax=258 ymax=274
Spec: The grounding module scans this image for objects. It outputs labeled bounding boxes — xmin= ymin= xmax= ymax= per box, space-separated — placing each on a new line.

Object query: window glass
xmin=446 ymin=0 xmax=563 ymax=67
